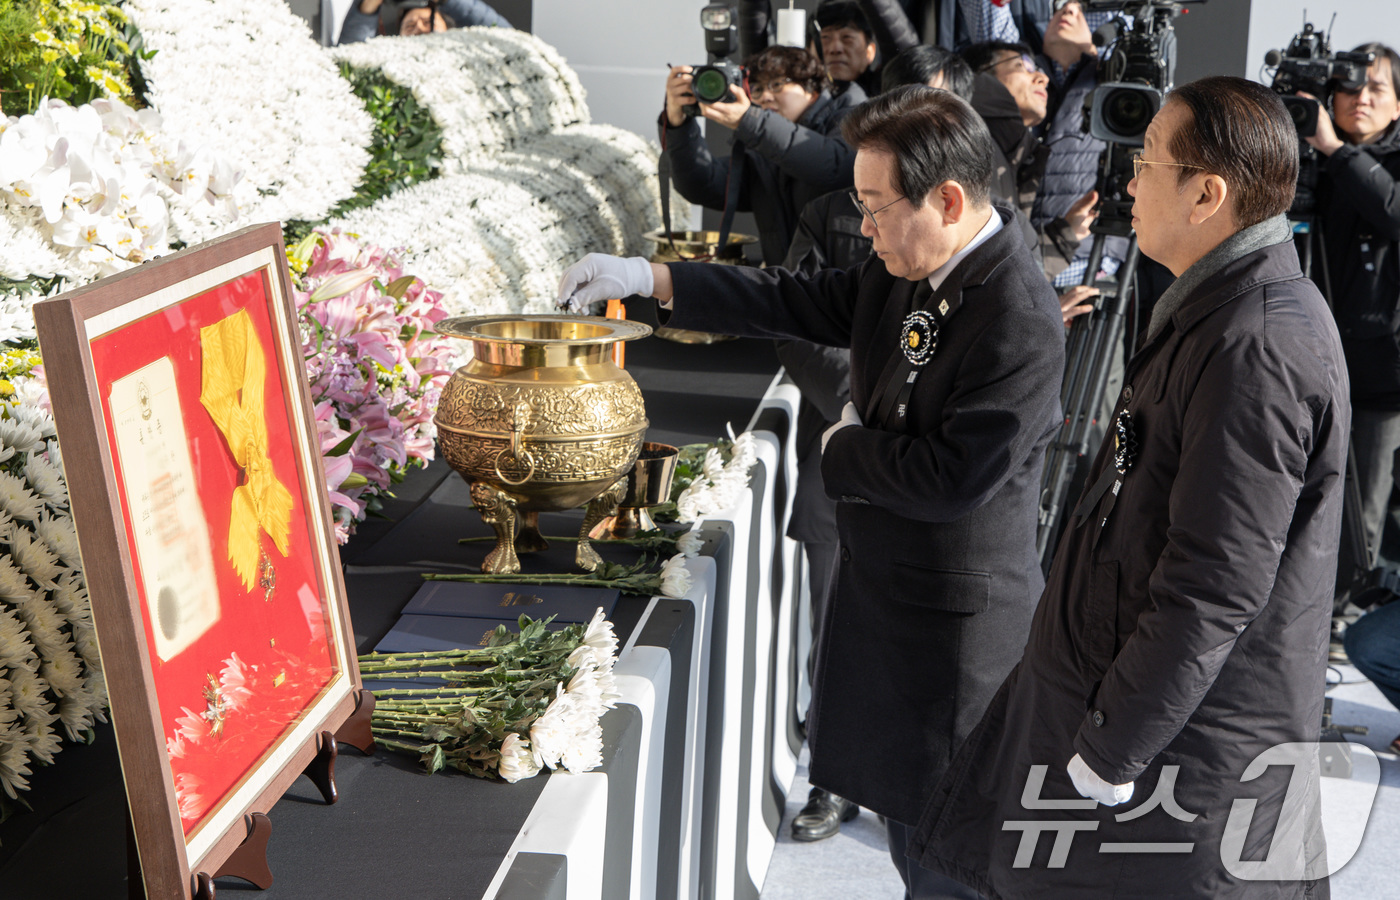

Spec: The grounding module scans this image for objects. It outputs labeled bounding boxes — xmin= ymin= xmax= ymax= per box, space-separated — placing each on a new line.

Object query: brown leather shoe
xmin=791 ymin=787 xmax=859 ymax=842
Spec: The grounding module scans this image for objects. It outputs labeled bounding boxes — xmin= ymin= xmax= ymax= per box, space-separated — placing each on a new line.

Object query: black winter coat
xmin=662 ymin=89 xmax=865 ymax=266
xmin=664 ymin=208 xmax=1065 ymax=824
xmin=912 ymin=239 xmax=1349 ymax=899
xmin=776 ymin=190 xmax=872 ymax=544
xmin=1317 ymin=124 xmax=1400 ymax=409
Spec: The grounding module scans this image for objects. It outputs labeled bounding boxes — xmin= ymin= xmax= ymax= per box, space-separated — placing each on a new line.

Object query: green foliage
xmin=0 ymin=0 xmax=135 ymax=117
xmin=283 ymin=64 xmax=444 ymax=244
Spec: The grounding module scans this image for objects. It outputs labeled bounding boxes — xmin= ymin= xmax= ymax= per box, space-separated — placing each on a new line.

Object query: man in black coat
xmin=559 ymin=86 xmax=1064 ymax=900
xmin=912 ymin=77 xmax=1349 ymax=899
xmin=1307 ymin=44 xmax=1400 ymax=575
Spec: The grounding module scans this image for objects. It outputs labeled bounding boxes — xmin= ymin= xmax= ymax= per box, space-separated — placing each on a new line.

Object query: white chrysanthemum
xmin=127 ymin=0 xmax=372 ymax=230
xmin=0 ymin=417 xmax=43 ymax=455
xmin=676 ymin=529 xmax=703 ymax=558
xmin=674 ymin=482 xmax=713 ymax=524
xmin=5 ymin=404 xmax=56 ymax=442
xmin=7 ymin=668 xmax=51 ymax=718
xmin=0 ymin=471 xmax=42 ymax=521
xmin=14 ymin=595 xmax=67 ymax=658
xmin=659 ymin=554 xmax=693 ymax=599
xmin=0 ymin=732 xmax=33 ymax=798
xmin=0 ymin=554 xmax=35 ymax=604
xmin=496 ymin=732 xmax=540 ymax=783
xmin=58 ymin=690 xmax=97 ymax=741
xmin=32 ymin=515 xmax=80 ymax=569
xmin=580 ymin=607 xmax=617 ymax=663
xmin=23 ymin=714 xmax=61 ymax=765
xmin=529 ymin=685 xmax=578 ymax=771
xmin=22 ymin=454 xmax=68 ymax=509
xmin=0 ymin=608 xmax=37 ymax=670
xmin=8 ymin=524 xmax=64 ymax=587
xmin=558 ymin=718 xmax=604 ymax=775
xmin=40 ymin=644 xmax=85 ymax=697
xmin=48 ymin=570 xmax=87 ymax=616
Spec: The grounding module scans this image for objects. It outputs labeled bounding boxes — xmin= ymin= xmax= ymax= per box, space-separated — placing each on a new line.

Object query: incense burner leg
xmin=517 ymin=511 xmax=549 ymax=554
xmin=577 ymin=478 xmax=627 ymax=572
xmin=471 ymin=481 xmax=521 ymax=575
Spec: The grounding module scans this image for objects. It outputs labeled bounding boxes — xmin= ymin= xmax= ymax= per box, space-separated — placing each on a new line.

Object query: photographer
xmin=663 ymin=46 xmax=864 ymax=267
xmin=338 ymin=0 xmax=511 ymax=43
xmin=962 ymin=41 xmax=1097 ymax=278
xmin=1306 ymin=43 xmax=1400 ymax=572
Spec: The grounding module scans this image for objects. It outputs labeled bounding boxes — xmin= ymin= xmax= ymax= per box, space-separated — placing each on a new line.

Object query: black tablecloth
xmin=0 ymin=307 xmax=779 ymax=900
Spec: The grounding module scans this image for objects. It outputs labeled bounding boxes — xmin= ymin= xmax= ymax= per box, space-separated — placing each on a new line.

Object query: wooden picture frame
xmin=33 ymin=223 xmax=362 ymax=899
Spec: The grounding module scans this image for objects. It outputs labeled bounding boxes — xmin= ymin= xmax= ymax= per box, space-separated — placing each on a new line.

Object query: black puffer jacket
xmin=970 ymin=73 xmax=1078 ymax=277
xmin=1317 ymin=124 xmax=1400 ymax=409
xmin=662 ymin=88 xmax=866 ymax=266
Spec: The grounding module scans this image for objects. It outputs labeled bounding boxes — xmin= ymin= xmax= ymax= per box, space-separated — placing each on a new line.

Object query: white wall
xmin=1245 ymin=0 xmax=1396 ymax=86
xmin=531 ymin=0 xmax=701 ymax=143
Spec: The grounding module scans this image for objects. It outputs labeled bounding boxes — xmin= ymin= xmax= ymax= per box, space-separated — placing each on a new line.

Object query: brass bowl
xmin=643 ymin=230 xmax=757 ymax=345
xmin=591 ymin=442 xmax=680 ymax=539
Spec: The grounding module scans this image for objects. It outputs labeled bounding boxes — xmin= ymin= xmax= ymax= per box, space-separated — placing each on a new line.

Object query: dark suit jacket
xmin=664 ymin=207 xmax=1065 ymax=823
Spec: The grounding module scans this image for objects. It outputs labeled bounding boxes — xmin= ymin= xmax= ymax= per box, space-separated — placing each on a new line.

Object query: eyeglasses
xmin=980 ymin=53 xmax=1037 ymax=75
xmin=848 ymin=191 xmax=907 ymax=227
xmin=1051 ymin=0 xmax=1079 ymax=13
xmin=752 ymin=78 xmax=795 ymax=99
xmin=1130 ymin=150 xmax=1205 ymax=180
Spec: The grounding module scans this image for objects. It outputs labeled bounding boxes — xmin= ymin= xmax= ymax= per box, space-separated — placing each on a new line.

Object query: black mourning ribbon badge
xmin=1075 ymin=408 xmax=1139 ymax=531
xmin=900 ymin=310 xmax=939 ymax=367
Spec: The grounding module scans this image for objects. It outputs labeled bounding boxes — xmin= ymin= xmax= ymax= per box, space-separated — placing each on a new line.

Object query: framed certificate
xmin=33 ymin=224 xmax=361 ymax=899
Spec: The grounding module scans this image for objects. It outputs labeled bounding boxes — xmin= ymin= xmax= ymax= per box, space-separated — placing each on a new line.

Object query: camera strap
xmin=658 ymin=145 xmax=683 ymax=259
xmin=717 ymin=141 xmax=746 ymax=256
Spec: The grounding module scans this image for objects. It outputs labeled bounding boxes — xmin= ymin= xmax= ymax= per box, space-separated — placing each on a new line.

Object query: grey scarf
xmin=1144 ymin=214 xmax=1293 ymax=343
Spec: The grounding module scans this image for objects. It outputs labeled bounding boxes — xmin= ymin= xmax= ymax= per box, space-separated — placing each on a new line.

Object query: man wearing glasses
xmin=558 ymin=86 xmax=1064 ymax=899
xmin=962 ymin=41 xmax=1097 ymax=280
xmin=911 ymin=77 xmax=1347 ymax=899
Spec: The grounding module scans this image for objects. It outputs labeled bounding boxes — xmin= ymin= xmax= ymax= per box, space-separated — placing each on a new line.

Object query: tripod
xmin=1036 ymin=230 xmax=1141 ymax=568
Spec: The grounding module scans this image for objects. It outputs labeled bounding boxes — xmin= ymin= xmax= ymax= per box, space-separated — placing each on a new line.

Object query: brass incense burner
xmin=643 ymin=229 xmax=757 ymax=344
xmin=434 ymin=315 xmax=652 ymax=574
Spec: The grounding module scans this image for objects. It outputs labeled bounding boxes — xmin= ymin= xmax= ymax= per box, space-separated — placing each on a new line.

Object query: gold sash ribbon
xmin=199 ymin=309 xmax=293 ymax=592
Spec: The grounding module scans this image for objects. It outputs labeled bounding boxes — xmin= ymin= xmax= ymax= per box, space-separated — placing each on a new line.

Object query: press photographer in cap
xmin=560 ymin=86 xmax=1064 ymax=899
xmin=912 ymin=76 xmax=1348 ymax=898
xmin=663 ymin=45 xmax=864 ymax=267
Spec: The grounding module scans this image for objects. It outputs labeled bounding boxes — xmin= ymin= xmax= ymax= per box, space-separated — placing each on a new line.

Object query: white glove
xmin=820 ymin=402 xmax=862 ymax=453
xmin=557 ymin=253 xmax=654 ymax=314
xmin=1067 ymin=753 xmax=1134 ymax=806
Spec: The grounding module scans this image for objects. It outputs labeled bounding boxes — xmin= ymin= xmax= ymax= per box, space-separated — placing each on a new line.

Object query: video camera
xmin=684 ymin=4 xmax=746 ymax=117
xmin=1082 ymin=0 xmax=1195 ymax=147
xmin=1265 ymin=20 xmax=1373 ymax=138
xmin=1079 ymin=0 xmax=1197 ymax=233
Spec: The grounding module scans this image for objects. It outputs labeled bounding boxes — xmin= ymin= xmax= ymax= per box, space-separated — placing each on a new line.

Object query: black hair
xmin=815 ymin=0 xmax=873 ymax=40
xmin=1166 ymin=76 xmax=1299 ymax=228
xmin=881 ymin=45 xmax=974 ymax=100
xmin=842 ymin=85 xmax=994 ymax=207
xmin=961 ymin=41 xmax=1033 ymax=74
xmin=746 ymin=45 xmax=830 ymax=97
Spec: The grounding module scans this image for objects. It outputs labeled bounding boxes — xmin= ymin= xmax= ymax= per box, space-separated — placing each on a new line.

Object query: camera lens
xmin=1103 ymin=88 xmax=1152 ymax=140
xmin=693 ymin=67 xmax=730 ymax=103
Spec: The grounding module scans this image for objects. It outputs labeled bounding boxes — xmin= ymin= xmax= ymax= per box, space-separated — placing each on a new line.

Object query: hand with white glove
xmin=820 ymin=401 xmax=862 ymax=453
xmin=557 ymin=253 xmax=655 ymax=314
xmin=1067 ymin=753 xmax=1134 ymax=806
